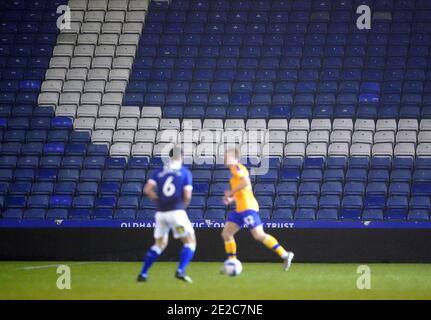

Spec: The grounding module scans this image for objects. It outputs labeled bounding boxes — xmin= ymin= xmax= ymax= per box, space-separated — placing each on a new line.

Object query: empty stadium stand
xmin=0 ymin=0 xmax=431 ymax=223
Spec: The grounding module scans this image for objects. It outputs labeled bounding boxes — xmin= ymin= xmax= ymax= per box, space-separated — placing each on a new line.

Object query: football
xmin=223 ymin=258 xmax=243 ymax=276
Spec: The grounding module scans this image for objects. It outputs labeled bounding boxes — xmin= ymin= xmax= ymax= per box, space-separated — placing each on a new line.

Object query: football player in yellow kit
xmin=221 ymin=148 xmax=294 ymax=271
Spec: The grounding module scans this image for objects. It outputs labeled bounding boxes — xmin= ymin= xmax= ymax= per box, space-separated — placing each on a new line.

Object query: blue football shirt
xmin=148 ymin=165 xmax=193 ymax=212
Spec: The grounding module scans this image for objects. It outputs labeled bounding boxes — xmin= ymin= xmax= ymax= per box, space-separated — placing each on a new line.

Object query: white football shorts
xmin=154 ymin=210 xmax=195 ymax=239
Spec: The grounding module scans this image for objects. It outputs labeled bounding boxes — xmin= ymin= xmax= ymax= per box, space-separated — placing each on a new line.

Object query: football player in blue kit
xmin=137 ymin=147 xmax=196 ymax=283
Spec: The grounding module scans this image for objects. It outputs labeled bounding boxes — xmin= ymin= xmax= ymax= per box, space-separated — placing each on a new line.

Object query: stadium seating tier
xmin=0 ymin=0 xmax=430 ymax=221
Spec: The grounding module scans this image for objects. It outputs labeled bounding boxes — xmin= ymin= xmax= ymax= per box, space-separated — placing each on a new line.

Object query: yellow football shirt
xmin=229 ymin=164 xmax=259 ymax=212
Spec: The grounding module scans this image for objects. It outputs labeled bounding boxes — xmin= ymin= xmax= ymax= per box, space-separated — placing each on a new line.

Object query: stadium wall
xmin=1 ymin=228 xmax=431 ymax=263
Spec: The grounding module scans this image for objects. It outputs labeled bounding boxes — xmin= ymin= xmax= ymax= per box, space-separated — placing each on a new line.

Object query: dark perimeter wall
xmin=1 ymin=228 xmax=431 ymax=262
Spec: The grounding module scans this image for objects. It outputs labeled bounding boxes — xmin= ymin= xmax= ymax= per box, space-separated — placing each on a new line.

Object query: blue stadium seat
xmin=274 ymin=195 xmax=295 ymax=209
xmin=272 ymin=208 xmax=293 ymax=219
xmin=24 ymin=208 xmax=45 ymax=220
xmin=408 ymin=210 xmax=429 ymax=221
xmin=343 ymin=181 xmax=365 ymax=196
xmin=299 ymin=182 xmax=320 ymax=196
xmin=410 ymin=196 xmax=431 ymax=210
xmin=93 ymin=209 xmax=114 ymax=220
xmin=384 ymin=209 xmax=407 ymax=220
xmin=27 ymin=195 xmax=49 ymax=209
xmin=189 ymin=196 xmax=206 ymax=209
xmin=346 ymin=169 xmax=367 ymax=183
xmin=317 ymin=209 xmax=338 ymax=220
xmin=58 ymin=169 xmax=79 ymax=183
xmin=390 ymin=169 xmax=412 ymax=183
xmin=362 ymin=209 xmax=384 ymax=220
xmin=256 ymin=169 xmax=278 ymax=183
xmin=72 ymin=196 xmax=94 ymax=209
xmin=121 ymin=183 xmax=143 ymax=196
xmin=79 ymin=169 xmax=102 ymax=182
xmin=187 ymin=209 xmax=203 ymax=220
xmin=321 ymin=182 xmax=343 ymax=196
xmin=319 ymin=196 xmax=341 ymax=209
xmin=99 ymin=182 xmax=121 ymax=196
xmin=255 ymin=183 xmax=276 ymax=196
xmin=255 ymin=196 xmax=273 ymax=209
xmin=5 ymin=195 xmax=26 ymax=208
xmin=366 ymin=182 xmax=388 ymax=196
xmin=411 ymin=183 xmax=431 ymax=196
xmin=46 ymin=209 xmax=68 ymax=220
xmin=207 ymin=196 xmax=225 ymax=209
xmin=54 ymin=182 xmax=76 ymax=195
xmin=95 ymin=197 xmax=117 ymax=209
xmin=348 ymin=157 xmax=369 ymax=169
xmin=389 ymin=182 xmax=410 ymax=197
xmin=3 ymin=208 xmax=23 ymax=219
xmin=294 ymin=208 xmax=316 ymax=220
xmin=276 ymin=182 xmax=298 ymax=196
xmin=279 ymin=168 xmax=300 ymax=182
xmin=136 ymin=209 xmax=154 ymax=219
xmin=387 ymin=196 xmax=409 ymax=211
xmin=297 ymin=195 xmax=318 ymax=209
xmin=323 ymin=169 xmax=344 ymax=182
xmin=69 ymin=209 xmax=91 ymax=220
xmin=9 ymin=182 xmax=32 ymax=195
xmin=365 ymin=196 xmax=386 ymax=210
xmin=50 ymin=195 xmax=72 ymax=208
xmin=205 ymin=209 xmax=225 ymax=220
xmin=112 ymin=208 xmax=134 ymax=219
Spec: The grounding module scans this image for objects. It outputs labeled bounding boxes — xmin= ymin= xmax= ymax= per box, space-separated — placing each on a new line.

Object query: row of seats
xmin=1 ymin=179 xmax=431 ymax=197
xmin=1 ymin=139 xmax=430 ymax=158
xmin=0 ymin=0 xmax=147 ymax=11
xmin=3 ymin=193 xmax=430 ymax=212
xmin=3 ymin=152 xmax=431 ymax=168
xmin=1 ymin=8 xmax=426 ymax=24
xmin=121 ymin=104 xmax=431 ymax=119
xmin=145 ymin=0 xmax=431 ymax=12
xmin=1 ymin=202 xmax=429 ymax=221
xmin=1 ymin=166 xmax=431 ymax=183
xmin=3 ymin=126 xmax=431 ymax=144
xmin=138 ymin=33 xmax=431 ymax=47
xmin=3 ymin=115 xmax=431 ymax=133
xmin=4 ymin=79 xmax=426 ymax=94
xmin=123 ymin=91 xmax=429 ymax=104
xmin=140 ymin=23 xmax=431 ymax=37
xmin=2 ymin=104 xmax=431 ymax=120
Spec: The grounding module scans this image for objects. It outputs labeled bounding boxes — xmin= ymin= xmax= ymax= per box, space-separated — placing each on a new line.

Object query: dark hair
xmin=169 ymin=146 xmax=183 ymax=160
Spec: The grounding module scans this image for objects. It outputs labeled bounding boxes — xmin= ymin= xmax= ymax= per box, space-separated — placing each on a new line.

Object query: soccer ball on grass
xmin=223 ymin=258 xmax=243 ymax=276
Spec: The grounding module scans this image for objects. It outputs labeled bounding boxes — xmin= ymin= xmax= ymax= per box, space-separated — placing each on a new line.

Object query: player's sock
xmin=177 ymin=243 xmax=196 ymax=274
xmin=224 ymin=239 xmax=237 ymax=259
xmin=140 ymin=245 xmax=162 ymax=276
xmin=263 ymin=234 xmax=289 ymax=259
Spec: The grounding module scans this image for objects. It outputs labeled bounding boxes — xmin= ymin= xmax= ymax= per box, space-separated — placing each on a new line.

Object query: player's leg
xmin=172 ymin=210 xmax=196 ymax=282
xmin=138 ymin=213 xmax=169 ymax=281
xmin=138 ymin=235 xmax=168 ymax=281
xmin=175 ymin=234 xmax=196 ymax=283
xmin=221 ymin=216 xmax=241 ymax=259
xmin=250 ymin=224 xmax=294 ymax=271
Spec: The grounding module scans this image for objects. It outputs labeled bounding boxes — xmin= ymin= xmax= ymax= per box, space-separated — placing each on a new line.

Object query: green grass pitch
xmin=0 ymin=262 xmax=430 ymax=300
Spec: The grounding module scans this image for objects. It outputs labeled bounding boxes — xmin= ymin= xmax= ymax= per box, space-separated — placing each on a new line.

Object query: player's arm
xmin=183 ymin=170 xmax=193 ymax=208
xmin=183 ymin=187 xmax=192 ymax=209
xmin=225 ymin=176 xmax=251 ymax=198
xmin=143 ymin=179 xmax=158 ymax=201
